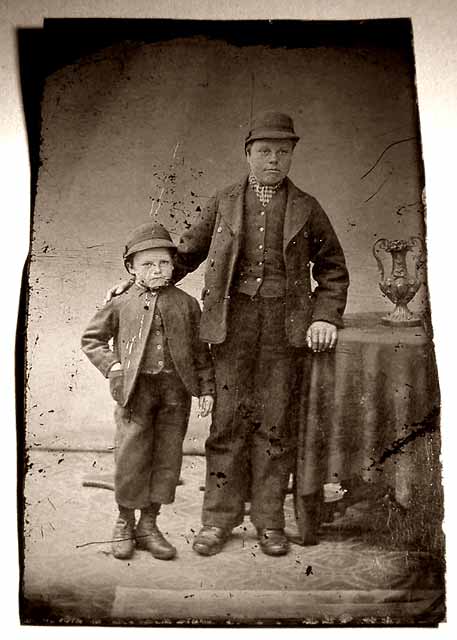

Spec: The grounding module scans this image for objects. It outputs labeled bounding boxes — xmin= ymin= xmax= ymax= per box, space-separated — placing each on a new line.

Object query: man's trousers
xmin=202 ymin=293 xmax=298 ymax=530
xmin=114 ymin=372 xmax=191 ymax=509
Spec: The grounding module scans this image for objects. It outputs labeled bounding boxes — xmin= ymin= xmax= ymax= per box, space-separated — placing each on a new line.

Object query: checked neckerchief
xmin=248 ymin=173 xmax=283 ymax=207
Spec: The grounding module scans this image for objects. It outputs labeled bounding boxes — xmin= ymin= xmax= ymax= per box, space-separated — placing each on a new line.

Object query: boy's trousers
xmin=202 ymin=293 xmax=299 ymax=531
xmin=114 ymin=372 xmax=191 ymax=509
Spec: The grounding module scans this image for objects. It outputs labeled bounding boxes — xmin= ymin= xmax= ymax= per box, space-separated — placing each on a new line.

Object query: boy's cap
xmin=245 ymin=110 xmax=300 ymax=148
xmin=123 ymin=222 xmax=176 ymax=261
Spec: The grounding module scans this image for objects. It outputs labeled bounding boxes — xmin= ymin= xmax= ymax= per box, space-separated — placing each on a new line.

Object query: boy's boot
xmin=112 ymin=507 xmax=135 ymax=559
xmin=136 ymin=504 xmax=176 ymax=560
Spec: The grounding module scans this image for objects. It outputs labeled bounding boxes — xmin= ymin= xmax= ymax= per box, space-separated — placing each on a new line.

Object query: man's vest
xmin=233 ymin=182 xmax=287 ymax=297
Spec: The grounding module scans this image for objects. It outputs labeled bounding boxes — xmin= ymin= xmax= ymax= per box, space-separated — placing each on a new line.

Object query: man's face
xmin=246 ymin=139 xmax=295 ymax=185
xmin=128 ymin=247 xmax=174 ymax=289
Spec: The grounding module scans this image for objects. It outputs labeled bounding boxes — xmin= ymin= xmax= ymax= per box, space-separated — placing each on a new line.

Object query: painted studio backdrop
xmin=26 ymin=20 xmax=428 ymax=453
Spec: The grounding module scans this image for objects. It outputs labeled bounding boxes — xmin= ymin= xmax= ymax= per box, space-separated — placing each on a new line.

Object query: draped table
xmin=293 ymin=312 xmax=441 ymax=540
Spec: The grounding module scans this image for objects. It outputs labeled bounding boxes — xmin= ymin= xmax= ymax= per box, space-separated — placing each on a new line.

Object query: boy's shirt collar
xmin=134 ymin=280 xmax=171 ymax=295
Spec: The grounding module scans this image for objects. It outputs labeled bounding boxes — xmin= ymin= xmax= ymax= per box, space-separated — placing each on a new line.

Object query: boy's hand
xmin=198 ymin=395 xmax=214 ymax=418
xmin=103 ymin=278 xmax=134 ymax=304
xmin=306 ymin=321 xmax=337 ymax=352
xmin=108 ymin=366 xmax=124 ymax=404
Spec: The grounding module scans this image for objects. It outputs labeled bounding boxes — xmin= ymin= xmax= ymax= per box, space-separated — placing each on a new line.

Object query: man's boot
xmin=136 ymin=504 xmax=176 ymax=560
xmin=192 ymin=526 xmax=231 ymax=556
xmin=257 ymin=528 xmax=289 ymax=556
xmin=112 ymin=507 xmax=135 ymax=559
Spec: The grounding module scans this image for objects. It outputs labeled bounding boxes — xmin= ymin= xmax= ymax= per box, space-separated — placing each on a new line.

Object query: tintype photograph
xmin=19 ymin=17 xmax=444 ymax=626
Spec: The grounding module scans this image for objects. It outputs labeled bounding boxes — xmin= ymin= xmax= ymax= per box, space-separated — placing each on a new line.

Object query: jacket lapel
xmin=218 ymin=177 xmax=247 ymax=234
xmin=122 ymin=287 xmax=156 ymax=369
xmin=158 ymin=288 xmax=182 ymax=355
xmin=283 ymin=178 xmax=312 ymax=255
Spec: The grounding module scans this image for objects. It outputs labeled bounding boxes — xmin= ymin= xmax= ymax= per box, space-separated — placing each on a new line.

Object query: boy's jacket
xmin=81 ymin=285 xmax=215 ymax=407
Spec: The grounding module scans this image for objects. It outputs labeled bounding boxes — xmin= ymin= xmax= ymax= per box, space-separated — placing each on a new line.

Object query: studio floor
xmin=22 ymin=450 xmax=444 ymax=626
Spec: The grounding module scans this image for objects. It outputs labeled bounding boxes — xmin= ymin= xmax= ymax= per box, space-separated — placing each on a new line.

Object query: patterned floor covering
xmin=22 ymin=451 xmax=444 ymax=625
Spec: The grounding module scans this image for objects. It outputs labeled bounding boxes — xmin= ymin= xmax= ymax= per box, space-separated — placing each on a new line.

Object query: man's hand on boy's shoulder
xmin=198 ymin=395 xmax=214 ymax=418
xmin=104 ymin=278 xmax=134 ymax=304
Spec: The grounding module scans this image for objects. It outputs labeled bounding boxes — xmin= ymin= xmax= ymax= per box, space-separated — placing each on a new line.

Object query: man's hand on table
xmin=306 ymin=321 xmax=337 ymax=353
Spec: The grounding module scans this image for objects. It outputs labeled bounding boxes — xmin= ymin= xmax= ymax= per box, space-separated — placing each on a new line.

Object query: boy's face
xmin=246 ymin=138 xmax=295 ymax=185
xmin=128 ymin=247 xmax=174 ymax=289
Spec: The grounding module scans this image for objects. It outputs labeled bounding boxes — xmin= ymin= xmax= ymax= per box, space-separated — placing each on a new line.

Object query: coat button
xmin=217 ymin=226 xmax=223 ymax=233
xmin=303 ymin=231 xmax=309 ymax=238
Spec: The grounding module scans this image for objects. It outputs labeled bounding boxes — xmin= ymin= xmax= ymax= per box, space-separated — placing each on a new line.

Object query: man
xmin=109 ymin=111 xmax=349 ymax=556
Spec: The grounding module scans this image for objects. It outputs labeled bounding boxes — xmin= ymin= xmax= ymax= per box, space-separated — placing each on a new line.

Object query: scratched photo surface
xmin=20 ymin=19 xmax=444 ymax=626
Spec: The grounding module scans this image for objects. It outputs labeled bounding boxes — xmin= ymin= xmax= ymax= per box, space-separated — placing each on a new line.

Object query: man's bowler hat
xmin=245 ymin=111 xmax=300 ymax=147
xmin=123 ymin=222 xmax=176 ymax=263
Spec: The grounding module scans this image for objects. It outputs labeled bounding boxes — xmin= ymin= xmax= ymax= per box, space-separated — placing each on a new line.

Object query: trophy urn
xmin=372 ymin=237 xmax=425 ymax=327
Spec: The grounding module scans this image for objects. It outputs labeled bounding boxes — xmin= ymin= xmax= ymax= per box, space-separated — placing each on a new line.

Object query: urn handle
xmin=409 ymin=235 xmax=426 ymax=283
xmin=372 ymin=238 xmax=389 ymax=281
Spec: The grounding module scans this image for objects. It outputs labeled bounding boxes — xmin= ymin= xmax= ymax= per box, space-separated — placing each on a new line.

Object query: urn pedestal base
xmin=381 ymin=317 xmax=422 ymax=328
xmin=381 ymin=303 xmax=422 ymax=328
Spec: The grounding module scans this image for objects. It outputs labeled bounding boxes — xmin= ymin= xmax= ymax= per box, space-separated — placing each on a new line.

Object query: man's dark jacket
xmin=81 ymin=285 xmax=215 ymax=406
xmin=174 ymin=177 xmax=349 ymax=345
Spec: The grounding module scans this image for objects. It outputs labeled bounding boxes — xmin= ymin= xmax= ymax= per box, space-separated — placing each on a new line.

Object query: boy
xmin=81 ymin=222 xmax=215 ymax=560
